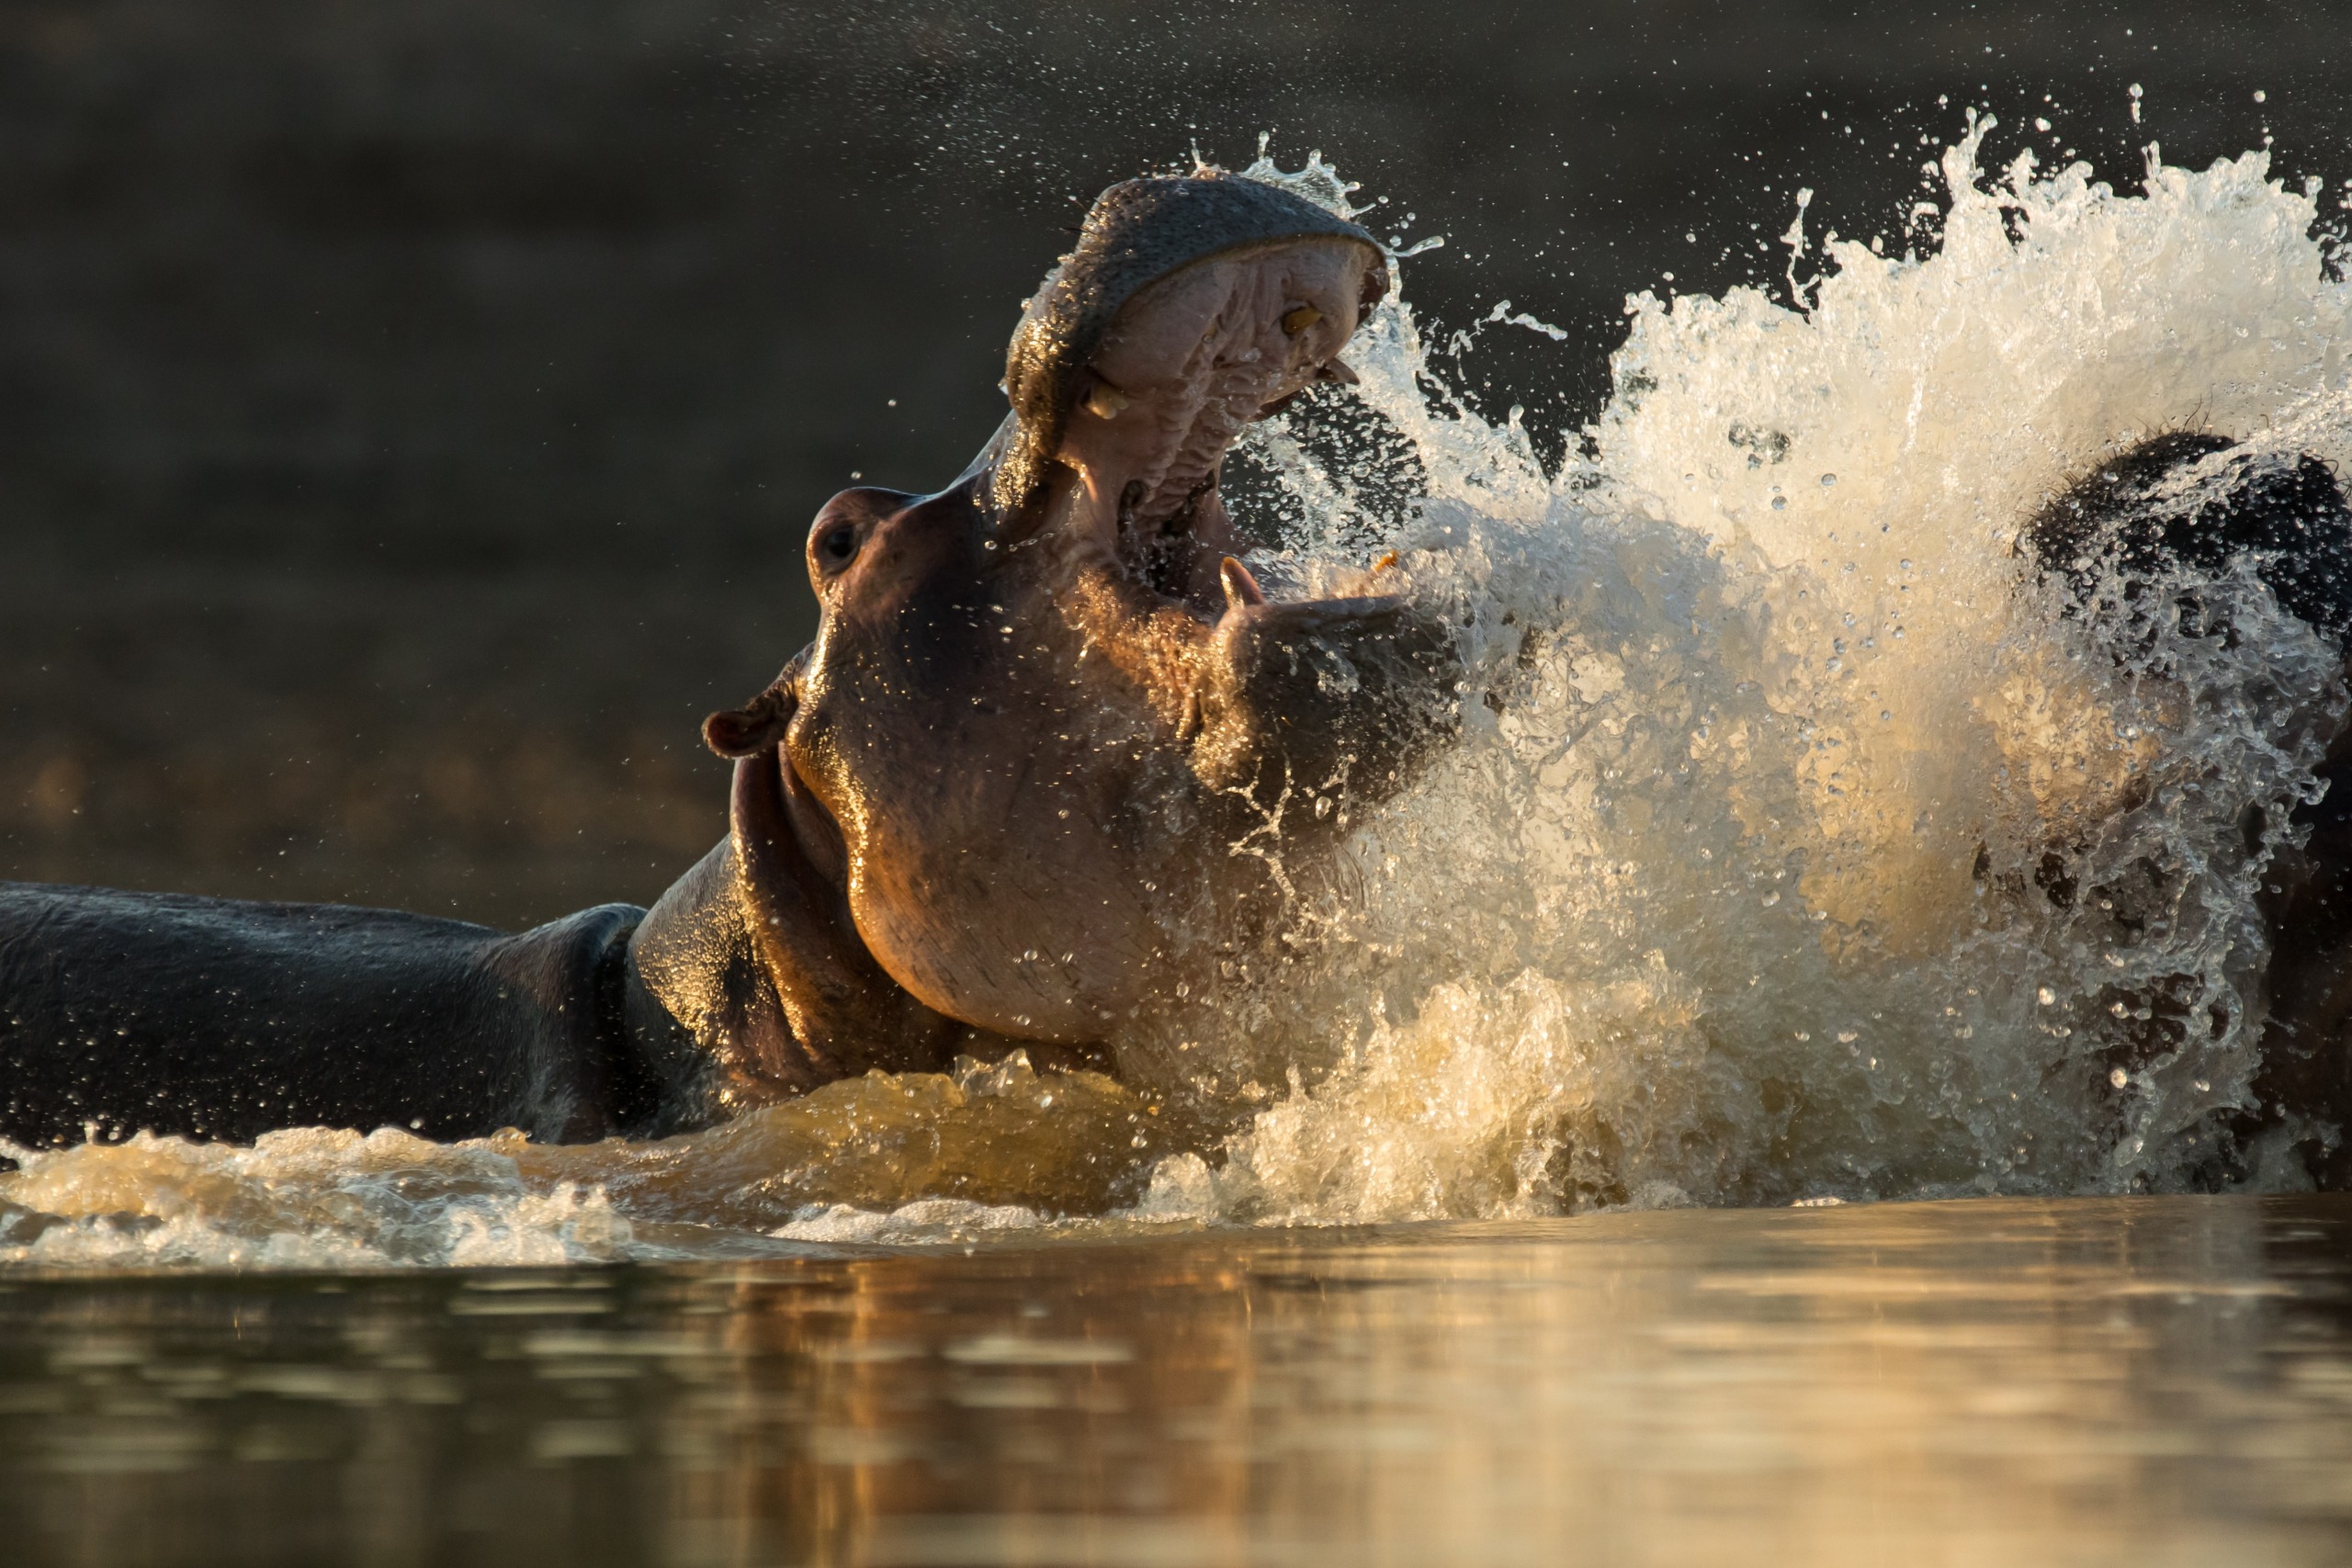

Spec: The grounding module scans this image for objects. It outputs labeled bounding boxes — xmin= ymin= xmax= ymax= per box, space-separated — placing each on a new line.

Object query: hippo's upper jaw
xmin=683 ymin=174 xmax=1460 ymax=1074
xmin=1046 ymin=232 xmax=1378 ymax=604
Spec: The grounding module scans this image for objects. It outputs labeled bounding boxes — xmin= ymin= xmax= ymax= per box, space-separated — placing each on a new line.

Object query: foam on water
xmin=6 ymin=124 xmax=2350 ymax=1266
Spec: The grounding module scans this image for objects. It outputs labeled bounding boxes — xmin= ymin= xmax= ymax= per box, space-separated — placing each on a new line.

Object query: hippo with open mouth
xmin=0 ymin=174 xmax=1459 ymax=1148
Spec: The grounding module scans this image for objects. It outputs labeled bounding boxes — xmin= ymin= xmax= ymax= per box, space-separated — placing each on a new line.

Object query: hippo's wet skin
xmin=0 ymin=175 xmax=1458 ymax=1147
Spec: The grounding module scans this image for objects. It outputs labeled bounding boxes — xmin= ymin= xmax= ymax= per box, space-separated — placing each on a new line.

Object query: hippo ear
xmin=703 ymin=680 xmax=797 ymax=760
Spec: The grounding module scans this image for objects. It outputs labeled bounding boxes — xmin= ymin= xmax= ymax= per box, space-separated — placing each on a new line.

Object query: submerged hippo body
xmin=0 ymin=175 xmax=1457 ymax=1148
xmin=2017 ymin=431 xmax=2352 ymax=1183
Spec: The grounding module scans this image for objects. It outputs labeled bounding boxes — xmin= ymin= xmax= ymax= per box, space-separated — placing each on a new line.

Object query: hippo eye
xmin=820 ymin=525 xmax=859 ymax=565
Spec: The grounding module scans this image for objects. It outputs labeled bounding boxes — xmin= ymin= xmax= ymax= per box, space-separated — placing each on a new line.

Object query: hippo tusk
xmin=1220 ymin=556 xmax=1268 ymax=612
xmin=1084 ymin=379 xmax=1131 ymax=421
xmin=1316 ymin=355 xmax=1360 ymax=386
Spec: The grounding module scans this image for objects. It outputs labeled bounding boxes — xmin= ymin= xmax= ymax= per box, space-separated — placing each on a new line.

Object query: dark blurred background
xmin=4 ymin=0 xmax=2346 ymax=927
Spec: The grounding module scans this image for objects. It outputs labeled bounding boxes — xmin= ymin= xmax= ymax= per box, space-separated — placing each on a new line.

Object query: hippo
xmin=0 ymin=174 xmax=1458 ymax=1150
xmin=2017 ymin=429 xmax=2352 ymax=1184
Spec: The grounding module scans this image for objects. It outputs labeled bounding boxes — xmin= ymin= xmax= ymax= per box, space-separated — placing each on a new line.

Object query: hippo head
xmin=703 ymin=175 xmax=1457 ymax=1054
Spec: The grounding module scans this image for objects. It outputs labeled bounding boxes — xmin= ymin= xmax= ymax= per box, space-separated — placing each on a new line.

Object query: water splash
xmin=1193 ymin=126 xmax=2352 ymax=1220
xmin=1230 ymin=132 xmax=1363 ymax=219
xmin=6 ymin=128 xmax=2348 ymax=1266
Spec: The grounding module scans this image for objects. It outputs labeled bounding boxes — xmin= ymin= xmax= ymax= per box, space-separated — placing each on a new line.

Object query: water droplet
xmin=2037 ymin=986 xmax=2057 ymax=1006
xmin=1770 ymin=496 xmax=1788 ymax=510
xmin=2193 ymin=1078 xmax=2211 ymax=1093
xmin=1819 ymin=472 xmax=1837 ymax=487
xmin=2109 ymin=1067 xmax=2130 ymax=1089
xmin=2254 ymin=89 xmax=2267 ymax=104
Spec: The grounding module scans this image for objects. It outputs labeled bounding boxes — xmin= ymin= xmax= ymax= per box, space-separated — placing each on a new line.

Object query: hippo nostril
xmin=820 ymin=525 xmax=859 ymax=565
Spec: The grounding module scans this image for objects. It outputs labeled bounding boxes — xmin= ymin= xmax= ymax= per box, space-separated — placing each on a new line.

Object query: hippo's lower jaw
xmin=1059 ymin=552 xmax=1459 ymax=811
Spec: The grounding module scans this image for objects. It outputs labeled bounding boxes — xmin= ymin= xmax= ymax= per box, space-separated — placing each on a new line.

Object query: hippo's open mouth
xmin=996 ymin=176 xmax=1391 ymax=610
xmin=1056 ymin=236 xmax=1382 ymax=595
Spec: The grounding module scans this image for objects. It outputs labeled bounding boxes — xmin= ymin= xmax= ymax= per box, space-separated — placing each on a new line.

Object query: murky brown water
xmin=5 ymin=1195 xmax=2351 ymax=1566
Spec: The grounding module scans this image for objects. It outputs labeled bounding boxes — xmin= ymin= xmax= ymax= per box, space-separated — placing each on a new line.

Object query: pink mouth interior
xmin=1055 ymin=237 xmax=1376 ymax=570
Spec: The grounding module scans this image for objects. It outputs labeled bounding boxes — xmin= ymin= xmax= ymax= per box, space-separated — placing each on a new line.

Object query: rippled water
xmin=3 ymin=1196 xmax=2351 ymax=1566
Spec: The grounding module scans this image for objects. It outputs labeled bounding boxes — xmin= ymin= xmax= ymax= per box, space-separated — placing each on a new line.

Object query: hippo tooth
xmin=1317 ymin=355 xmax=1360 ymax=386
xmin=1220 ymin=556 xmax=1268 ymax=611
xmin=1281 ymin=304 xmax=1322 ymax=335
xmin=1084 ymin=381 xmax=1130 ymax=420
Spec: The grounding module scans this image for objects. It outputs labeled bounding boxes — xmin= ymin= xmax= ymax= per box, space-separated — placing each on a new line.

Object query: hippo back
xmin=0 ymin=884 xmax=655 ymax=1147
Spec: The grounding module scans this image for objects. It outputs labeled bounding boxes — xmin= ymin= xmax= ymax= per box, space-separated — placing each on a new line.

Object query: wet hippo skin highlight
xmin=0 ymin=175 xmax=1460 ymax=1147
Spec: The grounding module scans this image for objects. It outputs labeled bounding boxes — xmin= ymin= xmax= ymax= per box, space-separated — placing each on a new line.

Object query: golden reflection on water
xmin=6 ymin=1196 xmax=2352 ymax=1566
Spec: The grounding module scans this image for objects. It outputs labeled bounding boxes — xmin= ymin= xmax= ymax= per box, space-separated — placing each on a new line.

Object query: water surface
xmin=7 ymin=1194 xmax=2352 ymax=1566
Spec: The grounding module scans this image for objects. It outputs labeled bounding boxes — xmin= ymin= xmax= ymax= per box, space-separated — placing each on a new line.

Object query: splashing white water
xmin=0 ymin=1128 xmax=640 ymax=1269
xmin=1192 ymin=122 xmax=2352 ymax=1222
xmin=6 ymin=125 xmax=2348 ymax=1266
